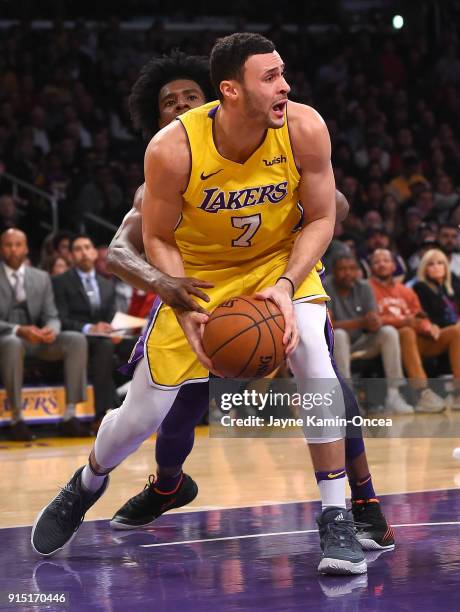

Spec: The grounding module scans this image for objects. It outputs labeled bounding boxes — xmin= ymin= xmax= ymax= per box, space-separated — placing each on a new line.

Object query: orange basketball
xmin=202 ymin=295 xmax=285 ymax=378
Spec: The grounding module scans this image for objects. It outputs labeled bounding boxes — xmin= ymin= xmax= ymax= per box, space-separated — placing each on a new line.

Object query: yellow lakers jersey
xmin=143 ymin=101 xmax=328 ymax=388
xmin=177 ymin=101 xmax=312 ymax=272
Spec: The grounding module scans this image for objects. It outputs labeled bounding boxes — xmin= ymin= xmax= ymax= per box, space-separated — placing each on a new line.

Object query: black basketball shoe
xmin=352 ymin=499 xmax=395 ymax=551
xmin=31 ymin=466 xmax=109 ymax=556
xmin=317 ymin=507 xmax=367 ymax=575
xmin=110 ymin=473 xmax=198 ymax=530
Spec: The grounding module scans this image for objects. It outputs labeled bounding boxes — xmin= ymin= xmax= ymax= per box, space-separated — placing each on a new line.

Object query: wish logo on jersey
xmin=198 ymin=181 xmax=288 ymax=213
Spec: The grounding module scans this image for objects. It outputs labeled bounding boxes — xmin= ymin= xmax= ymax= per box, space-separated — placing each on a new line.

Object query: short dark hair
xmin=70 ymin=234 xmax=94 ymax=251
xmin=332 ymin=254 xmax=357 ymax=270
xmin=129 ymin=50 xmax=213 ymax=139
xmin=210 ymin=32 xmax=275 ymax=101
xmin=439 ymin=223 xmax=458 ymax=233
xmin=51 ymin=230 xmax=74 ymax=251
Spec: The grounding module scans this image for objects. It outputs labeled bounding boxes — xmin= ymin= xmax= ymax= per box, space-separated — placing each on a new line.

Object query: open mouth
xmin=272 ymin=100 xmax=287 ymax=117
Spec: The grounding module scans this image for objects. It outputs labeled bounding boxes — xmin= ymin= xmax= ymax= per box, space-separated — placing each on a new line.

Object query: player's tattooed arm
xmin=107 ymin=183 xmax=212 ymax=313
xmin=282 ymin=102 xmax=336 ymax=289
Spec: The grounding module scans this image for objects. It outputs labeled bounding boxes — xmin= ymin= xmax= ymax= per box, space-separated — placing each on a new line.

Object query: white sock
xmin=81 ymin=464 xmax=106 ymax=493
xmin=319 ymin=477 xmax=347 ymax=510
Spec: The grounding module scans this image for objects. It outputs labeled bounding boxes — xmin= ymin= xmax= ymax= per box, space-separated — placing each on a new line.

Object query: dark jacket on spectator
xmin=412 ymin=280 xmax=458 ymax=328
xmin=52 ymin=268 xmax=116 ymax=331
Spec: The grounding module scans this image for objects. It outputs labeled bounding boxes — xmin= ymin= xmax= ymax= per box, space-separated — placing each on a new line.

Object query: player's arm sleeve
xmin=282 ymin=105 xmax=336 ymax=290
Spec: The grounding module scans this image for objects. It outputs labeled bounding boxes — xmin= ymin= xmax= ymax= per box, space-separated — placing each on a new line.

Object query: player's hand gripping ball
xmin=202 ymin=295 xmax=285 ymax=378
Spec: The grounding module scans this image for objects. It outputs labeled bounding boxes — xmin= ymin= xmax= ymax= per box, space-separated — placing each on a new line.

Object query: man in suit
xmin=52 ymin=235 xmax=121 ymax=429
xmin=0 ymin=229 xmax=88 ymax=441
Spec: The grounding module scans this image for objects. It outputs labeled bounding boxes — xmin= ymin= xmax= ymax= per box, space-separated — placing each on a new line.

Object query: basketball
xmin=202 ymin=295 xmax=285 ymax=378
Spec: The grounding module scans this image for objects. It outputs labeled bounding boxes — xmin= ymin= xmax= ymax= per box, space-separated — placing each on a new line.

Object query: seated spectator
xmin=434 ymin=175 xmax=460 ymax=221
xmin=46 ymin=254 xmax=69 ymax=277
xmin=413 ymin=249 xmax=459 ymax=327
xmin=0 ymin=194 xmax=20 ymax=233
xmin=52 ymin=234 xmax=122 ymax=431
xmin=388 ymin=154 xmax=429 ymax=204
xmin=369 ymin=248 xmax=460 ymax=412
xmin=362 ymin=210 xmax=383 ymax=231
xmin=412 ymin=187 xmax=436 ymax=221
xmin=0 ymin=229 xmax=88 ymax=440
xmin=406 ymin=234 xmax=439 ymax=281
xmin=381 ymin=193 xmax=402 ymax=239
xmin=438 ymin=223 xmax=460 ymax=277
xmin=359 ymin=227 xmax=407 ymax=282
xmin=324 ymin=255 xmax=412 ymax=414
xmin=95 ymin=245 xmax=132 ymax=313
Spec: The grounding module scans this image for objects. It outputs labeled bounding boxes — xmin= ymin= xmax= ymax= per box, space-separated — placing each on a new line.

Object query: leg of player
xmin=110 ymin=383 xmax=209 ymax=529
xmin=324 ymin=317 xmax=395 ymax=552
xmin=31 ymin=358 xmax=179 ymax=556
xmin=289 ymin=302 xmax=367 ymax=575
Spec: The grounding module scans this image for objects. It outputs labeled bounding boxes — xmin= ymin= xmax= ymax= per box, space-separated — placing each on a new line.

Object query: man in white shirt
xmin=0 ymin=229 xmax=88 ymax=441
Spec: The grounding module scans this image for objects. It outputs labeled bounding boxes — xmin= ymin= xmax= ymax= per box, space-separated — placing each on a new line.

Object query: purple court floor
xmin=1 ymin=489 xmax=460 ymax=611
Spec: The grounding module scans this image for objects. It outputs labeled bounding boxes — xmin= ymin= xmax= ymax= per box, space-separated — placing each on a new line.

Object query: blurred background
xmin=0 ymin=0 xmax=460 ymax=439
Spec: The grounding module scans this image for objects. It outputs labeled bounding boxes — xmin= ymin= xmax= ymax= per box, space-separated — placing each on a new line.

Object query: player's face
xmin=240 ymin=51 xmax=290 ymax=129
xmin=158 ymin=79 xmax=206 ymax=129
xmin=71 ymin=238 xmax=98 ymax=272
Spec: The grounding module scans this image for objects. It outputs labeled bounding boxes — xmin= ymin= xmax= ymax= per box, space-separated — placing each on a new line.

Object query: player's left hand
xmin=254 ymin=285 xmax=299 ymax=355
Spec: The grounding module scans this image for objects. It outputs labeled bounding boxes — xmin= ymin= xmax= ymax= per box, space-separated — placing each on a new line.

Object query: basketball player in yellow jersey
xmin=139 ymin=33 xmax=366 ymax=575
xmin=31 ymin=35 xmax=379 ymax=575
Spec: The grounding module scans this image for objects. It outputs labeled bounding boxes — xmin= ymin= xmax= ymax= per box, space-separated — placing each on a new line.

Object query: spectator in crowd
xmin=388 ymin=154 xmax=429 ymax=204
xmin=46 ymin=254 xmax=69 ymax=276
xmin=359 ymin=227 xmax=407 ymax=281
xmin=406 ymin=234 xmax=439 ymax=281
xmin=95 ymin=244 xmax=132 ymax=313
xmin=324 ymin=255 xmax=412 ymax=414
xmin=0 ymin=194 xmax=20 ymax=233
xmin=369 ymin=249 xmax=460 ymax=412
xmin=413 ymin=249 xmax=459 ymax=329
xmin=381 ymin=193 xmax=402 ymax=239
xmin=52 ymin=234 xmax=121 ymax=431
xmin=0 ymin=228 xmax=88 ymax=440
xmin=434 ymin=175 xmax=459 ymax=220
xmin=412 ymin=187 xmax=436 ymax=223
xmin=52 ymin=231 xmax=73 ymax=266
xmin=437 ymin=223 xmax=460 ymax=278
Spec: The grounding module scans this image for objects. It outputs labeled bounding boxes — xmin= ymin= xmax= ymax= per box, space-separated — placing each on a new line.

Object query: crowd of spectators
xmin=0 ymin=17 xmax=460 ymax=430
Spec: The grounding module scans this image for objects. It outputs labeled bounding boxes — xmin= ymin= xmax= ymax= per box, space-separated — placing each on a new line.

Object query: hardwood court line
xmin=141 ymin=520 xmax=460 ymax=548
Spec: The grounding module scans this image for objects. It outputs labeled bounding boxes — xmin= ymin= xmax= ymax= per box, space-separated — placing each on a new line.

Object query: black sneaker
xmin=352 ymin=499 xmax=395 ymax=551
xmin=110 ymin=473 xmax=198 ymax=530
xmin=31 ymin=466 xmax=108 ymax=556
xmin=316 ymin=507 xmax=367 ymax=575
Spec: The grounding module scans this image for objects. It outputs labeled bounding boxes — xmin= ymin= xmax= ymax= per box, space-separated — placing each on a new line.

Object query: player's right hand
xmin=157 ymin=276 xmax=214 ymax=314
xmin=175 ymin=311 xmax=223 ymax=376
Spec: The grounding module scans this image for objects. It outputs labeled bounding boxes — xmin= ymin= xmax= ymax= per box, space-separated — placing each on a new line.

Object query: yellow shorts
xmin=145 ymin=255 xmax=329 ymax=388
